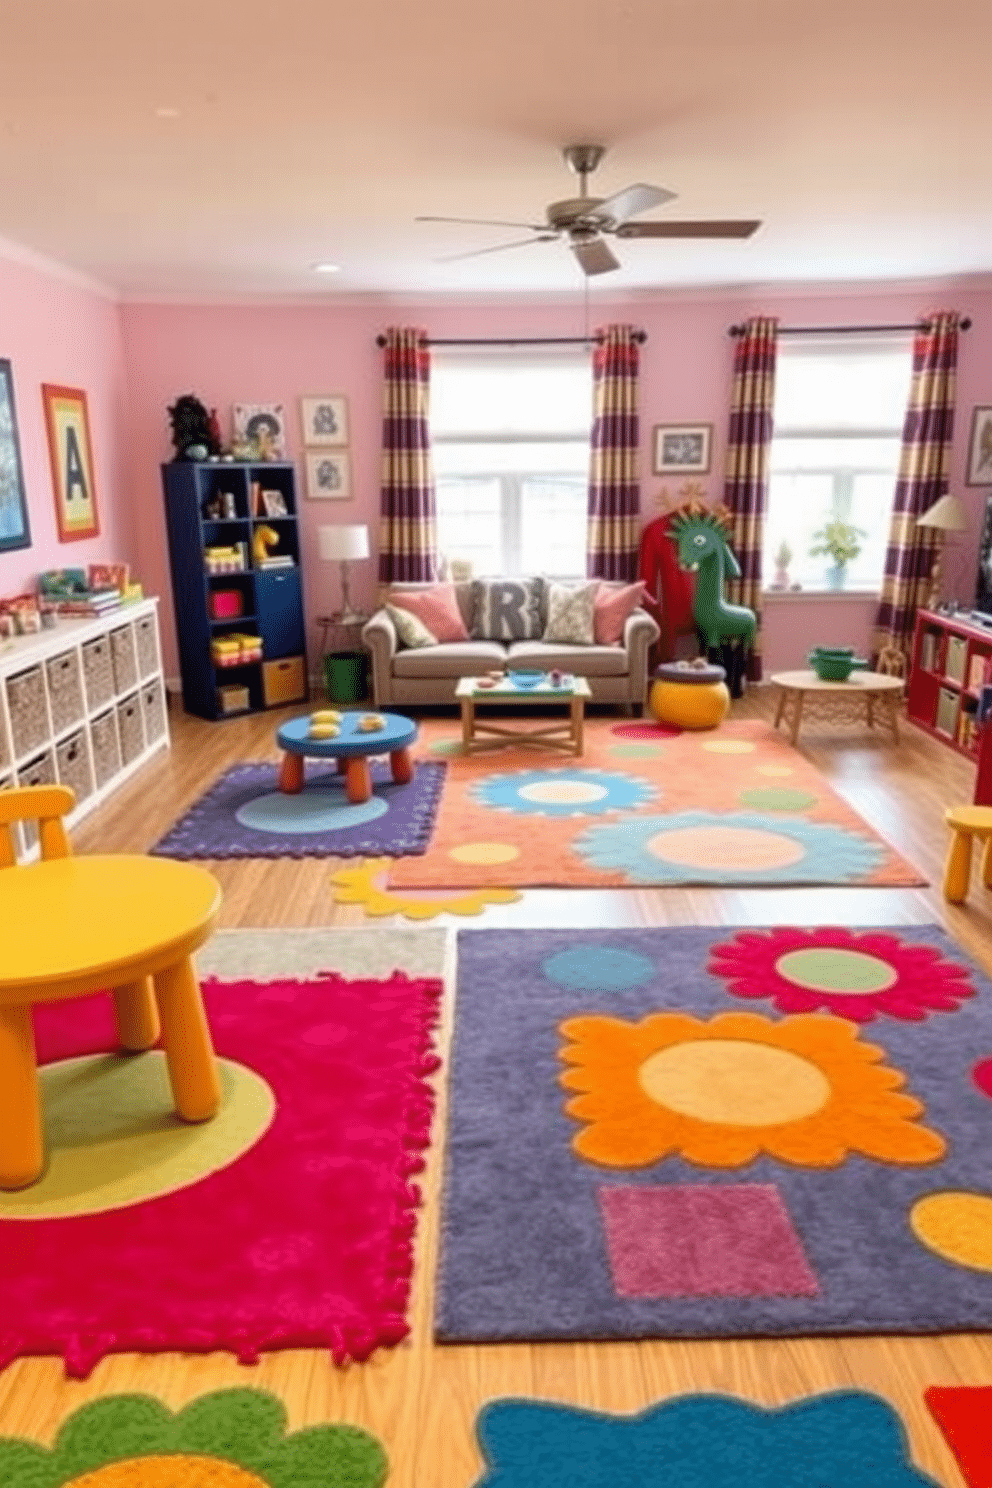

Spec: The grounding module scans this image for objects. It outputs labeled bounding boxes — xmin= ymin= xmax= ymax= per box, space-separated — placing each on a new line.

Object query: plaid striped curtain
xmin=873 ymin=312 xmax=961 ymax=661
xmin=378 ymin=326 xmax=439 ymax=584
xmin=587 ymin=324 xmax=641 ymax=580
xmin=723 ymin=316 xmax=778 ymax=681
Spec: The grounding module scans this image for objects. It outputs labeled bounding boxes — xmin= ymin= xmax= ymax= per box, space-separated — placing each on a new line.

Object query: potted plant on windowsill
xmin=809 ymin=519 xmax=866 ymax=591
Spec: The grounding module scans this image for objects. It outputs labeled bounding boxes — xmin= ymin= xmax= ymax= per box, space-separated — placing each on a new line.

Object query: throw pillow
xmin=385 ymin=603 xmax=437 ymax=649
xmin=594 ymin=580 xmax=647 ymax=645
xmin=472 ymin=578 xmax=544 ymax=641
xmin=389 ymin=584 xmax=469 ymax=642
xmin=542 ymin=580 xmax=599 ymax=645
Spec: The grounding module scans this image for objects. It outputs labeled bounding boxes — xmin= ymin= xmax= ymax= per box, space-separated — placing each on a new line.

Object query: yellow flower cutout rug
xmin=0 ymin=1389 xmax=386 ymax=1486
xmin=434 ymin=924 xmax=992 ymax=1345
xmin=331 ymin=857 xmax=520 ymax=919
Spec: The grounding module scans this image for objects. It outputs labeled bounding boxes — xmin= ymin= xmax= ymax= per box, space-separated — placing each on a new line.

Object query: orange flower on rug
xmin=389 ymin=719 xmax=924 ymax=890
xmin=558 ymin=1010 xmax=947 ymax=1169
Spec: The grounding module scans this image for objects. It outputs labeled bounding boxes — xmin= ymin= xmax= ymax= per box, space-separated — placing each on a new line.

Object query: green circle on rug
xmin=0 ymin=1054 xmax=274 ymax=1220
xmin=428 ymin=738 xmax=464 ymax=756
xmin=236 ymin=790 xmax=388 ymax=834
xmin=739 ymin=787 xmax=819 ymax=811
xmin=610 ymin=742 xmax=668 ymax=758
xmin=776 ymin=947 xmax=898 ymax=994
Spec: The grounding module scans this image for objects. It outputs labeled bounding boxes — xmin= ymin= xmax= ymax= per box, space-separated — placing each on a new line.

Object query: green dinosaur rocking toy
xmin=670 ymin=501 xmax=756 ymax=697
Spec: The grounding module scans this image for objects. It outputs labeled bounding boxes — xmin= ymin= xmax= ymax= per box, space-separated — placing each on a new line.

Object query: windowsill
xmin=763 ymin=588 xmax=880 ymax=601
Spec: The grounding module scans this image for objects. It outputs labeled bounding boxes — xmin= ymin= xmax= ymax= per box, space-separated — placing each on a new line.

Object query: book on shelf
xmin=258 ymin=554 xmax=295 ymax=568
xmin=969 ymin=652 xmax=992 ymax=691
xmin=920 ymin=632 xmax=938 ymax=672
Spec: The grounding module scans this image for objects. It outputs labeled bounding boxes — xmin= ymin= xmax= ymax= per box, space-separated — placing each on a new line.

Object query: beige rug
xmin=196 ymin=925 xmax=451 ymax=982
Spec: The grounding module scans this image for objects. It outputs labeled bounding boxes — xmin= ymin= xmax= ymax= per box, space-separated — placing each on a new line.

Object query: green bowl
xmin=808 ymin=650 xmax=868 ymax=681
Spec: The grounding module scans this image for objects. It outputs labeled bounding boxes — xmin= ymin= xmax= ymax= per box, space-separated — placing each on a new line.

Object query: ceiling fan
xmin=416 ymin=144 xmax=761 ymax=276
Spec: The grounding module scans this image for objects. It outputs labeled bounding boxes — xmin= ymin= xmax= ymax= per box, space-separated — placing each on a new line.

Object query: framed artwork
xmin=232 ymin=402 xmax=286 ymax=460
xmin=305 ymin=450 xmax=351 ymax=500
xmin=966 ymin=406 xmax=992 ymax=486
xmin=300 ymin=395 xmax=348 ymax=446
xmin=0 ymin=359 xmax=31 ymax=553
xmin=42 ymin=384 xmax=100 ymax=543
xmin=653 ymin=423 xmax=713 ymax=476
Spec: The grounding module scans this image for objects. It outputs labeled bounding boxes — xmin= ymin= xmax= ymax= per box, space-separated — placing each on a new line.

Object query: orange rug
xmin=389 ymin=719 xmax=925 ymax=890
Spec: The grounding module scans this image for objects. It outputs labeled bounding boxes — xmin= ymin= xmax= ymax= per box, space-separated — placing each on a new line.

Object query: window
xmin=430 ymin=351 xmax=593 ymax=578
xmin=764 ymin=335 xmax=912 ymax=592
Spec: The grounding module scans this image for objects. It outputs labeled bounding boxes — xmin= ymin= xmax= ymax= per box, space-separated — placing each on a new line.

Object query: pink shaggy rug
xmin=0 ymin=971 xmax=442 ymax=1377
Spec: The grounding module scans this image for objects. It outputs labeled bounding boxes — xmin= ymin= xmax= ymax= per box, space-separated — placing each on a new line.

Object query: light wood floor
xmin=2 ymin=689 xmax=990 ymax=1485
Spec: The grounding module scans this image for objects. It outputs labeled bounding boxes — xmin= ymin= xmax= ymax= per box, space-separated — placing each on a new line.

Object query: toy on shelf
xmin=252 ymin=524 xmax=280 ymax=567
xmin=670 ymin=500 xmax=756 ymax=698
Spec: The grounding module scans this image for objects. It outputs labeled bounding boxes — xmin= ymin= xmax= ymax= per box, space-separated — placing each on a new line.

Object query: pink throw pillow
xmin=594 ymin=581 xmax=647 ymax=645
xmin=389 ymin=585 xmax=469 ymax=643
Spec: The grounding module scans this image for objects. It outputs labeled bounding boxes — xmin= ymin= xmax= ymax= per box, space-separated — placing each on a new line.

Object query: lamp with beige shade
xmin=916 ymin=494 xmax=967 ymax=611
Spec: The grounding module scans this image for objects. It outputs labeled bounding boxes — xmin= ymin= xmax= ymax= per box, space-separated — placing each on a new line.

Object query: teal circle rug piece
xmin=237 ymin=790 xmax=388 ymax=834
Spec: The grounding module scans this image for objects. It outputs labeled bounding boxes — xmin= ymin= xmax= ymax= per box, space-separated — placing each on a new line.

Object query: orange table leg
xmin=345 ymin=755 xmax=372 ymax=803
xmin=278 ymin=751 xmax=305 ymax=794
xmin=114 ymin=977 xmax=161 ymax=1052
xmin=0 ymin=1002 xmax=43 ymax=1189
xmin=390 ymin=746 xmax=413 ymax=784
xmin=153 ymin=957 xmax=221 ymax=1122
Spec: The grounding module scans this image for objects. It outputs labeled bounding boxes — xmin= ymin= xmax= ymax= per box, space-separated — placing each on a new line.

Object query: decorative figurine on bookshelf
xmin=167 ymin=393 xmax=221 ymax=461
xmin=252 ymin=524 xmax=280 ymax=566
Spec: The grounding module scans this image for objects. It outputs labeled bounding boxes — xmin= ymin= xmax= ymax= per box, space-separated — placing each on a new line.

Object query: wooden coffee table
xmin=770 ymin=669 xmax=904 ymax=746
xmin=456 ymin=674 xmax=592 ymax=756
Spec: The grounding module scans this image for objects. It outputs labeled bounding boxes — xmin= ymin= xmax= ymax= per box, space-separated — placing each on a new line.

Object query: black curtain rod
xmin=375 ymin=331 xmax=648 ymax=347
xmin=728 ymin=318 xmax=971 ymax=336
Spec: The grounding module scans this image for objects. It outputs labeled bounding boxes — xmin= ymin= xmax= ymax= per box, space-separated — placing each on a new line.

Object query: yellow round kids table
xmin=0 ymin=855 xmax=222 ymax=1190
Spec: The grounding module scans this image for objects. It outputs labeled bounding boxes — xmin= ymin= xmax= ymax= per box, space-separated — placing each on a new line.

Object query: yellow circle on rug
xmin=646 ymin=825 xmax=806 ymax=872
xmin=910 ymin=1192 xmax=992 ymax=1271
xmin=639 ymin=1039 xmax=831 ymax=1126
xmin=775 ymin=948 xmax=898 ymax=994
xmin=701 ymin=740 xmax=756 ymax=754
xmin=67 ymin=1457 xmax=267 ymax=1487
xmin=0 ymin=1054 xmax=274 ymax=1220
xmin=518 ymin=779 xmax=609 ymax=805
xmin=449 ymin=841 xmax=521 ymax=865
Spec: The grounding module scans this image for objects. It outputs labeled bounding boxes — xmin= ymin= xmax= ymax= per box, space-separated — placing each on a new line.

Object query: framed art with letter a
xmin=42 ymin=384 xmax=100 ymax=542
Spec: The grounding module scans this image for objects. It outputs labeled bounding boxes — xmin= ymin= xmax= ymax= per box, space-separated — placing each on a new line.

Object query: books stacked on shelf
xmin=205 ymin=542 xmax=248 ymax=574
xmin=968 ymin=652 xmax=992 ymax=692
xmin=54 ymin=588 xmax=122 ymax=618
xmin=258 ymin=554 xmax=295 ymax=569
xmin=919 ymin=630 xmax=940 ymax=673
xmin=211 ymin=632 xmax=263 ymax=667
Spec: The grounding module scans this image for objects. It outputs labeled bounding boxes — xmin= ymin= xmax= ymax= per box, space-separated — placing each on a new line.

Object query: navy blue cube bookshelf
xmin=161 ymin=461 xmax=309 ymax=720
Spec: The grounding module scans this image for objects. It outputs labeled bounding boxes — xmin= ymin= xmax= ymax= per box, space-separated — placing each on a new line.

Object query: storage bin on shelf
xmin=6 ymin=666 xmax=49 ymax=758
xmin=141 ymin=678 xmax=167 ymax=743
xmin=116 ymin=693 xmax=145 ymax=765
xmin=82 ymin=635 xmax=115 ymax=709
xmin=217 ymin=683 xmax=250 ymax=715
xmin=110 ymin=623 xmax=139 ymax=694
xmin=56 ymin=729 xmax=93 ymax=803
xmin=45 ymin=649 xmax=85 ymax=734
xmin=208 ymin=589 xmax=245 ymax=620
xmin=134 ymin=612 xmax=161 ymax=676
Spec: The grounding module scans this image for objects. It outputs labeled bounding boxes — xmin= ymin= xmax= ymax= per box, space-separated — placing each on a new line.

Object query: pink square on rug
xmin=597 ymin=1184 xmax=819 ymax=1298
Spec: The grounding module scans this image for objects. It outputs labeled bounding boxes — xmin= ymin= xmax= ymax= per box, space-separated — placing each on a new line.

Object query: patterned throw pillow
xmin=542 ymin=581 xmax=599 ymax=645
xmin=472 ymin=578 xmax=544 ymax=641
xmin=385 ymin=603 xmax=437 ymax=649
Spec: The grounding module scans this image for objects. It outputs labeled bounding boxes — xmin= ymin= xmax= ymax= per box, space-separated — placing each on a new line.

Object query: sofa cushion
xmin=393 ymin=640 xmax=508 ymax=678
xmin=508 ymin=640 xmax=628 ymax=676
xmin=543 ymin=580 xmax=598 ymax=645
xmin=386 ymin=581 xmax=475 ymax=632
xmin=389 ymin=583 xmax=469 ymax=642
xmin=385 ymin=603 xmax=437 ymax=649
xmin=472 ymin=578 xmax=544 ymax=641
xmin=594 ymin=580 xmax=647 ymax=645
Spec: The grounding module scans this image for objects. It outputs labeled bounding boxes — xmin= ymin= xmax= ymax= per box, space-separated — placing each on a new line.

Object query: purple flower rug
xmin=150 ymin=760 xmax=446 ymax=859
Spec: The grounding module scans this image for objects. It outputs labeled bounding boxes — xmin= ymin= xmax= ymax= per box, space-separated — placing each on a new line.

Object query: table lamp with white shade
xmin=318 ymin=523 xmax=370 ymax=626
xmin=916 ymin=494 xmax=967 ymax=610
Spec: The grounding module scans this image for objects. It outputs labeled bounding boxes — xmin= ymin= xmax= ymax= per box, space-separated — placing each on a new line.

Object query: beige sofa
xmin=362 ymin=580 xmax=660 ymax=710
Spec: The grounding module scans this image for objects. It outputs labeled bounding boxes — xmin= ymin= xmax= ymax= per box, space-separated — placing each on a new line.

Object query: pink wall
xmin=114 ymin=281 xmax=991 ymax=677
xmin=0 ymin=252 xmax=132 ymax=599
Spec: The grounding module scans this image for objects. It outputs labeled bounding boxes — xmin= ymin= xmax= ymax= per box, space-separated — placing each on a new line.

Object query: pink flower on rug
xmin=709 ymin=927 xmax=975 ymax=1023
xmin=1 ymin=972 xmax=442 ymax=1378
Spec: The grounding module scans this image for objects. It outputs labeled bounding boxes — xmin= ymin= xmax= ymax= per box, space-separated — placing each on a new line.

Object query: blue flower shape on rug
xmin=471 ymin=769 xmax=655 ymax=818
xmin=472 ymin=1391 xmax=938 ymax=1487
xmin=573 ymin=810 xmax=886 ymax=884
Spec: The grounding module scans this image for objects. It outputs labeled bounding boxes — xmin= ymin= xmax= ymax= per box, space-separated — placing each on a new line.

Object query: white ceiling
xmin=1 ymin=0 xmax=990 ymax=301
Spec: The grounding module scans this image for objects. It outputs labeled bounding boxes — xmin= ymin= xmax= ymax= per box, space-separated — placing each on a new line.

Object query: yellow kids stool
xmin=649 ymin=660 xmax=730 ymax=731
xmin=943 ymin=805 xmax=992 ymax=903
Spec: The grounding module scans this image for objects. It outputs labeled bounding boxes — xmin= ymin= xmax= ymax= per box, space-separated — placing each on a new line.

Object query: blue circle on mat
xmin=236 ymin=790 xmax=390 ymax=835
xmin=542 ymin=945 xmax=656 ymax=992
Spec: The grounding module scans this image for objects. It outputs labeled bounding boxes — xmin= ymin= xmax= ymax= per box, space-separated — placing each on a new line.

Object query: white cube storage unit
xmin=0 ymin=598 xmax=169 ymax=860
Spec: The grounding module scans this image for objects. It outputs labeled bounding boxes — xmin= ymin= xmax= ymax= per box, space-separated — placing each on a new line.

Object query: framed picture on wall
xmin=304 ymin=450 xmax=351 ymax=500
xmin=966 ymin=406 xmax=992 ymax=486
xmin=653 ymin=423 xmax=713 ymax=475
xmin=0 ymin=359 xmax=31 ymax=553
xmin=42 ymin=384 xmax=100 ymax=543
xmin=232 ymin=403 xmax=286 ymax=460
xmin=300 ymin=395 xmax=348 ymax=446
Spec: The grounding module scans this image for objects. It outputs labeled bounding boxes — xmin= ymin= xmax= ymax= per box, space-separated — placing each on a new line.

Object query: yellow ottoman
xmin=943 ymin=805 xmax=992 ymax=903
xmin=649 ymin=661 xmax=730 ymax=730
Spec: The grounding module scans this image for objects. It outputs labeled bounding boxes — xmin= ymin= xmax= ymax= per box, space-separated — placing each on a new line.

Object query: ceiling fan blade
xmin=416 ymin=214 xmax=549 ymax=231
xmin=591 ymin=182 xmax=676 ymax=226
xmin=571 ymin=235 xmax=620 ymax=276
xmin=617 ymin=219 xmax=761 ymax=239
xmin=436 ymin=234 xmax=558 ymax=263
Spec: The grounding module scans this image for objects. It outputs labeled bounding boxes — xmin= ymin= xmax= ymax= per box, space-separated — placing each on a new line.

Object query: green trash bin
xmin=323 ymin=650 xmax=368 ymax=704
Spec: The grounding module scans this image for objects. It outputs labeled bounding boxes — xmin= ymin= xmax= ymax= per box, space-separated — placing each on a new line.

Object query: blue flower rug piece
xmin=472 ymin=1391 xmax=938 ymax=1487
xmin=150 ymin=760 xmax=446 ymax=859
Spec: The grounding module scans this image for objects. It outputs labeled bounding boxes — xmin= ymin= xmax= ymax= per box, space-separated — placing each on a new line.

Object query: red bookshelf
xmin=907 ymin=608 xmax=992 ymax=802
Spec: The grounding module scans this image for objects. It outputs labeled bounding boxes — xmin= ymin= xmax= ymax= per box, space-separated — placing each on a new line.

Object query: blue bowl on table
xmin=507 ymin=670 xmax=546 ymax=689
